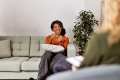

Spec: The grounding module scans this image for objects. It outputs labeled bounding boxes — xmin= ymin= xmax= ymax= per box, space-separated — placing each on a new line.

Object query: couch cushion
xmin=21 ymin=57 xmax=41 ymax=71
xmin=0 ymin=40 xmax=11 ymax=58
xmin=0 ymin=72 xmax=38 ymax=79
xmin=10 ymin=36 xmax=30 ymax=57
xmin=39 ymin=36 xmax=44 ymax=44
xmin=30 ymin=36 xmax=45 ymax=57
xmin=0 ymin=57 xmax=28 ymax=71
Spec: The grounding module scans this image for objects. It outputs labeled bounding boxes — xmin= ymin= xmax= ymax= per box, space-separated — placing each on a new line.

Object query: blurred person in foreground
xmin=80 ymin=0 xmax=120 ymax=67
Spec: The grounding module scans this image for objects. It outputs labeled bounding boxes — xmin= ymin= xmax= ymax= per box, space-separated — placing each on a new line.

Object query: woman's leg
xmin=51 ymin=53 xmax=72 ymax=73
xmin=37 ymin=51 xmax=55 ymax=80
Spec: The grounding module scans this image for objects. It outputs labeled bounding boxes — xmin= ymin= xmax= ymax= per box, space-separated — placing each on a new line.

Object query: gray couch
xmin=0 ymin=36 xmax=76 ymax=79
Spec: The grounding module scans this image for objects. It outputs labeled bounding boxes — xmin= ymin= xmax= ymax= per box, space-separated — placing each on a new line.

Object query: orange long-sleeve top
xmin=45 ymin=35 xmax=69 ymax=49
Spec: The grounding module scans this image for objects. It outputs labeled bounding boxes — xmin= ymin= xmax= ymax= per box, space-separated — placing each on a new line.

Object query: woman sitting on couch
xmin=37 ymin=20 xmax=71 ymax=80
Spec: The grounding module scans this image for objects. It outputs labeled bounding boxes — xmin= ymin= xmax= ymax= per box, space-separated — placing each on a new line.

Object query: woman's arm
xmin=45 ymin=36 xmax=52 ymax=44
xmin=57 ymin=36 xmax=69 ymax=49
xmin=45 ymin=34 xmax=56 ymax=44
xmin=62 ymin=36 xmax=69 ymax=49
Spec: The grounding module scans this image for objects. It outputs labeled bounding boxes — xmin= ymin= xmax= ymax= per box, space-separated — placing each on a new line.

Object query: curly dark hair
xmin=61 ymin=28 xmax=66 ymax=36
xmin=51 ymin=20 xmax=63 ymax=30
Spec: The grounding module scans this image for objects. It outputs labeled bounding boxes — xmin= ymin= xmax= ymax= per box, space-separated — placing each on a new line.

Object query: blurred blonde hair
xmin=98 ymin=0 xmax=120 ymax=45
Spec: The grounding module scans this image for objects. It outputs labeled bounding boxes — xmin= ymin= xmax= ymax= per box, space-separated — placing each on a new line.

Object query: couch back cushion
xmin=30 ymin=36 xmax=45 ymax=57
xmin=0 ymin=40 xmax=11 ymax=58
xmin=9 ymin=36 xmax=30 ymax=57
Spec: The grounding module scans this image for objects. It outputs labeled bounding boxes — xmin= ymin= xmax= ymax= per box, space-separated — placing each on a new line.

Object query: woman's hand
xmin=45 ymin=33 xmax=56 ymax=44
xmin=58 ymin=36 xmax=63 ymax=42
xmin=50 ymin=33 xmax=56 ymax=39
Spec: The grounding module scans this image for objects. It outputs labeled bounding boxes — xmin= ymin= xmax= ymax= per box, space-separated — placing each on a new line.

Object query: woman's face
xmin=52 ymin=23 xmax=62 ymax=35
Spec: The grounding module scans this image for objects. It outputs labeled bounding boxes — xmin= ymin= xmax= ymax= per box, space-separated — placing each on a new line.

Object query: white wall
xmin=0 ymin=0 xmax=16 ymax=35
xmin=0 ymin=0 xmax=101 ymax=37
xmin=84 ymin=0 xmax=101 ymax=20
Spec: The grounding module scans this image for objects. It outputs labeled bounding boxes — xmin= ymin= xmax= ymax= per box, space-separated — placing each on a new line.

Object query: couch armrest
xmin=67 ymin=44 xmax=76 ymax=57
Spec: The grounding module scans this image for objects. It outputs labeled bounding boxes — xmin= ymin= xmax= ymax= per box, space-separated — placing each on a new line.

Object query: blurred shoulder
xmin=88 ymin=32 xmax=109 ymax=46
xmin=45 ymin=34 xmax=51 ymax=38
xmin=63 ymin=35 xmax=69 ymax=40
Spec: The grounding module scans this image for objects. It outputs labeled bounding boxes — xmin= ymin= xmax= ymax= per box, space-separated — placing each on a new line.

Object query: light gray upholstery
xmin=0 ymin=40 xmax=11 ymax=58
xmin=67 ymin=44 xmax=77 ymax=57
xmin=9 ymin=36 xmax=30 ymax=57
xmin=0 ymin=57 xmax=28 ymax=72
xmin=0 ymin=72 xmax=38 ymax=79
xmin=21 ymin=57 xmax=41 ymax=71
xmin=0 ymin=36 xmax=76 ymax=79
xmin=30 ymin=36 xmax=45 ymax=57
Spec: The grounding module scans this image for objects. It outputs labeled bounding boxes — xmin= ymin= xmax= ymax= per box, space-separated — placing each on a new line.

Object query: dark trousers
xmin=37 ymin=51 xmax=71 ymax=80
xmin=37 ymin=51 xmax=56 ymax=80
xmin=52 ymin=53 xmax=72 ymax=73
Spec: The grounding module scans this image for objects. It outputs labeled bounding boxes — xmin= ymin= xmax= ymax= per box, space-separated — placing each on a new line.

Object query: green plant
xmin=73 ymin=10 xmax=99 ymax=54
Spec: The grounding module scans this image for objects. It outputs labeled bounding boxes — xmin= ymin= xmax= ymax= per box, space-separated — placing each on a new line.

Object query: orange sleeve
xmin=63 ymin=37 xmax=69 ymax=49
xmin=45 ymin=35 xmax=52 ymax=44
xmin=45 ymin=35 xmax=69 ymax=49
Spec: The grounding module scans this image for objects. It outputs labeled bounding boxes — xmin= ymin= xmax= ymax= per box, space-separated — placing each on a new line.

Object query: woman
xmin=45 ymin=20 xmax=69 ymax=50
xmin=37 ymin=20 xmax=71 ymax=80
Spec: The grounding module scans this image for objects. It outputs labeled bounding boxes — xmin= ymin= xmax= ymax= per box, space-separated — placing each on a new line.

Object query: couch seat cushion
xmin=0 ymin=72 xmax=38 ymax=79
xmin=0 ymin=57 xmax=28 ymax=71
xmin=21 ymin=57 xmax=41 ymax=71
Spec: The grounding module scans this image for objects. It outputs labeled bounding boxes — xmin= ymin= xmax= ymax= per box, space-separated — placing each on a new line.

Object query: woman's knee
xmin=53 ymin=63 xmax=62 ymax=73
xmin=53 ymin=60 xmax=72 ymax=73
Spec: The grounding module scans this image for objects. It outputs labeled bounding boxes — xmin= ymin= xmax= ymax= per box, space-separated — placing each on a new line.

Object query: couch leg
xmin=28 ymin=77 xmax=34 ymax=80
